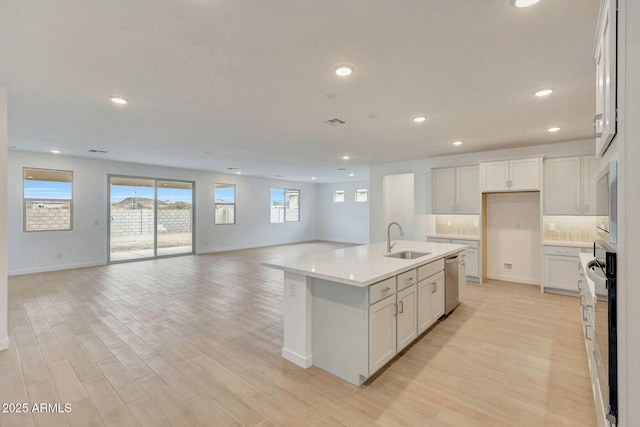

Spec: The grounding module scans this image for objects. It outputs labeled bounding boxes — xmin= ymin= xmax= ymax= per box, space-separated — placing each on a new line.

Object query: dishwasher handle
xmin=445 ymin=256 xmax=458 ymax=264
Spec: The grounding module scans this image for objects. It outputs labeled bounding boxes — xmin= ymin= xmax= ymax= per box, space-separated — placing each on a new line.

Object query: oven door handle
xmin=585 ymin=263 xmax=608 ymax=290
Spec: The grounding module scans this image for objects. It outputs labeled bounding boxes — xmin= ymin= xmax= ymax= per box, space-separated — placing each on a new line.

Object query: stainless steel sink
xmin=384 ymin=251 xmax=430 ymax=260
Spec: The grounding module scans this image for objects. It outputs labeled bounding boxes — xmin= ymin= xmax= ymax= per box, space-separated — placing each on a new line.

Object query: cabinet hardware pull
xmin=431 ymin=282 xmax=437 ymax=293
xmin=381 ymin=287 xmax=390 ymax=293
xmin=451 ymin=204 xmax=455 ymax=212
xmin=505 ymin=180 xmax=509 ymax=188
xmin=405 ymin=277 xmax=413 ymax=283
xmin=577 ymin=204 xmax=581 ymax=212
xmin=394 ymin=303 xmax=397 ymax=316
xmin=593 ymin=113 xmax=603 ymax=138
xmin=585 ymin=204 xmax=589 ymax=213
xmin=399 ymin=300 xmax=404 ymax=314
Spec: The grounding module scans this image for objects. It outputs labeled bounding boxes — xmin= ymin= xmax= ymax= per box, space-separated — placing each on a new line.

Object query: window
xmin=215 ymin=183 xmax=236 ymax=224
xmin=270 ymin=187 xmax=300 ymax=223
xmin=334 ymin=190 xmax=345 ymax=203
xmin=24 ymin=168 xmax=73 ymax=231
xmin=356 ymin=188 xmax=368 ymax=202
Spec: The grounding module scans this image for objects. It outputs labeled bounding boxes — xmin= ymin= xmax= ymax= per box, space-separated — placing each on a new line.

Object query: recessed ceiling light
xmin=453 ymin=140 xmax=463 ymax=146
xmin=110 ymin=97 xmax=128 ymax=105
xmin=349 ymin=173 xmax=355 ymax=177
xmin=311 ymin=177 xmax=316 ymax=180
xmin=342 ymin=155 xmax=350 ymax=160
xmin=27 ymin=175 xmax=34 ymax=179
xmin=547 ymin=127 xmax=560 ymax=132
xmin=236 ymin=171 xmax=242 ymax=175
xmin=513 ymin=0 xmax=540 ymax=7
xmin=334 ymin=66 xmax=353 ymax=77
xmin=413 ymin=116 xmax=426 ymax=123
xmin=50 ymin=149 xmax=61 ymax=154
xmin=535 ymin=88 xmax=553 ymax=97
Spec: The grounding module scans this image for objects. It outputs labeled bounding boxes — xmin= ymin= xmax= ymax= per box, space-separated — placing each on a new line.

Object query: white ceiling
xmin=0 ymin=1 xmax=600 ymax=183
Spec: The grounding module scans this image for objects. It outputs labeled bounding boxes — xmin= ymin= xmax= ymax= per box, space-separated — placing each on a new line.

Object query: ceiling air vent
xmin=325 ymin=118 xmax=346 ymax=126
xmin=88 ymin=149 xmax=108 ymax=154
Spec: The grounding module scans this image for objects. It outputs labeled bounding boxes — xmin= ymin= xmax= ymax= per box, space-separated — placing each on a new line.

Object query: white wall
xmin=369 ymin=139 xmax=595 ymax=244
xmin=485 ymin=192 xmax=541 ymax=284
xmin=316 ymin=181 xmax=369 ymax=244
xmin=383 ymin=174 xmax=415 ymax=240
xmin=0 ymin=85 xmax=8 ymax=350
xmin=7 ymin=151 xmax=323 ymax=275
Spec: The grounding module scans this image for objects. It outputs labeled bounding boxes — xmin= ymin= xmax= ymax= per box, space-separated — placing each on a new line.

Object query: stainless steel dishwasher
xmin=444 ymin=255 xmax=459 ymax=315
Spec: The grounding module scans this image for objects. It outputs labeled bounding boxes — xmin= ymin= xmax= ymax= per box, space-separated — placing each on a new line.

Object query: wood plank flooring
xmin=1 ymin=241 xmax=597 ymax=426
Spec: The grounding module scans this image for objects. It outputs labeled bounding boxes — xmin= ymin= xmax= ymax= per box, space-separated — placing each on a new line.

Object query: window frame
xmin=270 ymin=187 xmax=300 ymax=223
xmin=334 ymin=190 xmax=345 ymax=203
xmin=23 ymin=167 xmax=74 ymax=232
xmin=214 ymin=183 xmax=237 ymax=225
xmin=355 ymin=188 xmax=368 ymax=203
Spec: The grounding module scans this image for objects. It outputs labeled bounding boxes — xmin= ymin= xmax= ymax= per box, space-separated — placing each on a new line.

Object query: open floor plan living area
xmin=1 ymin=0 xmax=640 ymax=426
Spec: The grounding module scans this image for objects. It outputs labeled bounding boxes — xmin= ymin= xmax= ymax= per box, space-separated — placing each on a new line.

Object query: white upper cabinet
xmin=544 ymin=156 xmax=598 ymax=215
xmin=456 ymin=166 xmax=480 ymax=214
xmin=594 ymin=0 xmax=617 ymax=157
xmin=479 ymin=158 xmax=541 ymax=192
xmin=582 ymin=156 xmax=599 ymax=215
xmin=432 ymin=165 xmax=479 ymax=214
xmin=432 ymin=168 xmax=456 ymax=214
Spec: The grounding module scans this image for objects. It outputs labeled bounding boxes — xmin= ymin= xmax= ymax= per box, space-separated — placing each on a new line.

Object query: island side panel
xmin=312 ymin=278 xmax=368 ymax=386
xmin=282 ymin=272 xmax=314 ymax=368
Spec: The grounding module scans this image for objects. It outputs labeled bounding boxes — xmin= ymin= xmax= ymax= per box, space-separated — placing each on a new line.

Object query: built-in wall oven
xmin=587 ymin=240 xmax=617 ymax=425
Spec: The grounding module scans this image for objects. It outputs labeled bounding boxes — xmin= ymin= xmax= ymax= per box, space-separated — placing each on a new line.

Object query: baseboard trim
xmin=486 ymin=274 xmax=539 ymax=286
xmin=9 ymin=261 xmax=106 ymax=277
xmin=282 ymin=347 xmax=313 ymax=368
xmin=0 ymin=336 xmax=9 ymax=351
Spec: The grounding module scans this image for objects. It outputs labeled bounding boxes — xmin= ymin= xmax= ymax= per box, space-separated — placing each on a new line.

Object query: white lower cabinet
xmin=458 ymin=252 xmax=467 ymax=298
xmin=417 ymin=271 xmax=444 ymax=334
xmin=426 ymin=237 xmax=480 ymax=282
xmin=369 ymin=295 xmax=397 ymax=374
xmin=543 ymin=245 xmax=591 ymax=293
xmin=396 ymin=284 xmax=418 ymax=352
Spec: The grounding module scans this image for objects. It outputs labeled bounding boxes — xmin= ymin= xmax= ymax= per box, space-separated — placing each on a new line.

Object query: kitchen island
xmin=264 ymin=240 xmax=466 ymax=385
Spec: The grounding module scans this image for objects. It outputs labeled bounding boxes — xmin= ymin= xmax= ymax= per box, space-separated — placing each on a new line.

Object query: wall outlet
xmin=290 ymin=283 xmax=297 ymax=297
xmin=473 ymin=220 xmax=479 ymax=227
xmin=549 ymin=222 xmax=555 ymax=231
xmin=503 ymin=263 xmax=513 ymax=271
xmin=514 ymin=222 xmax=521 ymax=229
xmin=447 ymin=220 xmax=452 ymax=226
xmin=56 ymin=253 xmax=62 ymax=259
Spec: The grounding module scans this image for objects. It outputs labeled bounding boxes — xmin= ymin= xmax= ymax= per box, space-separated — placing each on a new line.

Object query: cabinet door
xmin=465 ymin=247 xmax=479 ymax=278
xmin=458 ymin=261 xmax=467 ymax=298
xmin=544 ymin=157 xmax=581 ymax=215
xmin=427 ymin=237 xmax=451 ymax=243
xmin=431 ymin=273 xmax=445 ymax=321
xmin=582 ymin=156 xmax=599 ymax=215
xmin=544 ymin=255 xmax=580 ymax=292
xmin=432 ymin=168 xmax=455 ymax=214
xmin=417 ymin=279 xmax=433 ymax=334
xmin=396 ymin=285 xmax=417 ymax=352
xmin=480 ymin=161 xmax=510 ymax=192
xmin=456 ymin=166 xmax=480 ymax=214
xmin=510 ymin=158 xmax=541 ymax=191
xmin=594 ymin=0 xmax=617 ymax=157
xmin=369 ymin=295 xmax=396 ymax=374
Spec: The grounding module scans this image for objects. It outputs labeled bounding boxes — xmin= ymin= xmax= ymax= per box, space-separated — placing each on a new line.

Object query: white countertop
xmin=263 ymin=240 xmax=467 ymax=287
xmin=425 ymin=234 xmax=480 ymax=241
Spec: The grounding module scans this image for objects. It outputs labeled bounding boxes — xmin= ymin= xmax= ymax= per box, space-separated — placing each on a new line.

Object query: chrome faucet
xmin=387 ymin=222 xmax=405 ymax=253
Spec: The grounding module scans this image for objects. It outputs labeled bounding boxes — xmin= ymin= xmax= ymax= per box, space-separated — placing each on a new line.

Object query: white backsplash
xmin=435 ymin=215 xmax=480 ymax=236
xmin=543 ymin=216 xmax=598 ymax=242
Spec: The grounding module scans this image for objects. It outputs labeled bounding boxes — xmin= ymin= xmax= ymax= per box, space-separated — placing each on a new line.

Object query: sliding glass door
xmin=108 ymin=175 xmax=194 ymax=263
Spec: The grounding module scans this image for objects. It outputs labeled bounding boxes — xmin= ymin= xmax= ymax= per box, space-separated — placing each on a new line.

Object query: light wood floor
xmin=1 ymin=241 xmax=597 ymax=427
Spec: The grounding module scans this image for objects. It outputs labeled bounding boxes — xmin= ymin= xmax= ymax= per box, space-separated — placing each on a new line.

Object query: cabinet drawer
xmin=418 ymin=259 xmax=444 ymax=281
xmin=543 ymin=245 xmax=587 ymax=257
xmin=426 ymin=237 xmax=451 ymax=243
xmin=369 ymin=277 xmax=396 ymax=305
xmin=450 ymin=239 xmax=479 ymax=249
xmin=397 ymin=269 xmax=417 ymax=291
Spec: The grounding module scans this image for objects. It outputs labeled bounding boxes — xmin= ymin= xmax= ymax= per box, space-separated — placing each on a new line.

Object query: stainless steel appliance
xmin=444 ymin=255 xmax=459 ymax=315
xmin=596 ymin=161 xmax=618 ymax=244
xmin=587 ymin=240 xmax=618 ymax=425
